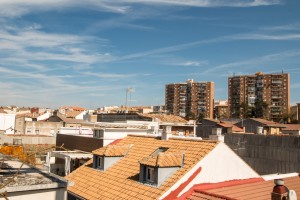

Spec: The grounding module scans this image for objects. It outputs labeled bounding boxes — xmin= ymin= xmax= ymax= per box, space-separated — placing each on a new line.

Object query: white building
xmin=0 ymin=113 xmax=16 ymax=134
xmin=0 ymin=154 xmax=70 ymax=200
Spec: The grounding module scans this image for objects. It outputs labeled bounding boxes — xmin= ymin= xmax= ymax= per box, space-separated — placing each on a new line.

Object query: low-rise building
xmin=0 ymin=153 xmax=70 ymax=200
xmin=197 ymin=118 xmax=244 ymax=138
xmin=0 ymin=113 xmax=15 ymax=134
xmin=234 ymin=118 xmax=286 ymax=135
xmin=15 ymin=114 xmax=63 ymax=136
xmin=214 ymin=100 xmax=229 ymax=119
xmin=281 ymin=124 xmax=300 ymax=135
xmin=66 ymin=134 xmax=260 ymax=200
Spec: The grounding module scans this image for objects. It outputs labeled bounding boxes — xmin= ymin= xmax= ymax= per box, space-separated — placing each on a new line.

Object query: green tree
xmin=186 ymin=111 xmax=196 ymax=120
xmin=197 ymin=112 xmax=205 ymax=122
xmin=279 ymin=111 xmax=295 ymax=124
xmin=254 ymin=100 xmax=269 ymax=119
xmin=240 ymin=102 xmax=253 ymax=119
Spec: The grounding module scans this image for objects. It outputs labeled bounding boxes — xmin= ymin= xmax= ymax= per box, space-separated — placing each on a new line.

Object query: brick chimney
xmin=271 ymin=179 xmax=288 ymax=200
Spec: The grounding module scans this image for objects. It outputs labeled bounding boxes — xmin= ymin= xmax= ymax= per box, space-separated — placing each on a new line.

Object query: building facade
xmin=214 ymin=100 xmax=229 ymax=119
xmin=165 ymin=79 xmax=214 ymax=119
xmin=228 ymin=72 xmax=290 ymax=121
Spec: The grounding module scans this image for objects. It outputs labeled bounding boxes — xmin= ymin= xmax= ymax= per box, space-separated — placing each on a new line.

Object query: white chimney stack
xmin=161 ymin=126 xmax=172 ymax=140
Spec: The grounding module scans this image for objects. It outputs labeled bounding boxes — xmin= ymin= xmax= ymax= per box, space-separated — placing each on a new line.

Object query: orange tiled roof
xmin=250 ymin=118 xmax=284 ymax=126
xmin=66 ymin=135 xmax=218 ymax=200
xmin=282 ymin=124 xmax=300 ymax=131
xmin=60 ymin=106 xmax=86 ymax=111
xmin=93 ymin=144 xmax=132 ymax=157
xmin=139 ymin=113 xmax=187 ymax=123
xmin=140 ymin=152 xmax=183 ymax=167
xmin=65 ymin=110 xmax=83 ymax=118
xmin=217 ymin=122 xmax=244 ymax=133
xmin=188 ymin=176 xmax=300 ymax=200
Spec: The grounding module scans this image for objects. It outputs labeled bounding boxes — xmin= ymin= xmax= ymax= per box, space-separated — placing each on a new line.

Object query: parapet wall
xmin=0 ymin=133 xmax=56 ymax=145
xmin=225 ymin=133 xmax=300 ymax=175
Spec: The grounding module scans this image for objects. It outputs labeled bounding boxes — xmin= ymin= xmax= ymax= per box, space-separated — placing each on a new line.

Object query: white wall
xmin=160 ymin=142 xmax=260 ymax=199
xmin=37 ymin=112 xmax=51 ymax=121
xmin=6 ymin=188 xmax=67 ymax=200
xmin=0 ymin=113 xmax=16 ymax=134
xmin=75 ymin=111 xmax=87 ymax=120
xmin=102 ymin=129 xmax=149 ymax=146
xmin=59 ymin=127 xmax=93 ymax=135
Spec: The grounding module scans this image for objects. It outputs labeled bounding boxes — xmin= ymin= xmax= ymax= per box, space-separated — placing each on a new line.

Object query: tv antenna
xmin=125 ymin=87 xmax=134 ymax=112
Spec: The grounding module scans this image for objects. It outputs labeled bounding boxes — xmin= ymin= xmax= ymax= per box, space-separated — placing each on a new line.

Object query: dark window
xmin=146 ymin=167 xmax=155 ymax=183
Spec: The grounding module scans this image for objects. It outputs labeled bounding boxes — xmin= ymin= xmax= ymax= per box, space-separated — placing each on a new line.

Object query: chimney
xmin=161 ymin=125 xmax=172 ymax=140
xmin=271 ymin=179 xmax=288 ymax=200
xmin=257 ymin=126 xmax=264 ymax=135
xmin=209 ymin=127 xmax=224 ymax=142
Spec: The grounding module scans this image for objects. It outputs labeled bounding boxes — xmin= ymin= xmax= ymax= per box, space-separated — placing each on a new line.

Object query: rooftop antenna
xmin=125 ymin=87 xmax=134 ymax=113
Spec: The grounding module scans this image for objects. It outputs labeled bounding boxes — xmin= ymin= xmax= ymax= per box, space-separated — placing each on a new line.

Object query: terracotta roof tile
xmin=93 ymin=144 xmax=132 ymax=157
xmin=250 ymin=118 xmax=285 ymax=127
xmin=140 ymin=152 xmax=183 ymax=167
xmin=188 ymin=176 xmax=300 ymax=200
xmin=66 ymin=135 xmax=218 ymax=200
xmin=65 ymin=110 xmax=83 ymax=118
xmin=282 ymin=124 xmax=300 ymax=131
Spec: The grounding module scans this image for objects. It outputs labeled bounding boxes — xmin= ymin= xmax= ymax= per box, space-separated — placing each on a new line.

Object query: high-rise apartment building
xmin=228 ymin=72 xmax=290 ymax=121
xmin=165 ymin=79 xmax=214 ymax=119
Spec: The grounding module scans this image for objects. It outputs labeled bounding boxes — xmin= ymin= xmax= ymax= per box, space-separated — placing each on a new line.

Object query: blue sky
xmin=0 ymin=0 xmax=300 ymax=109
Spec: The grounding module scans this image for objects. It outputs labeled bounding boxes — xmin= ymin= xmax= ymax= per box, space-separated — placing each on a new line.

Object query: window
xmin=94 ymin=155 xmax=104 ymax=170
xmin=96 ymin=156 xmax=103 ymax=169
xmin=146 ymin=167 xmax=155 ymax=183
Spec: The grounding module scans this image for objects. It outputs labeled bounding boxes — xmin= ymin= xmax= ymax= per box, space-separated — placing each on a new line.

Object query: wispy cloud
xmin=157 ymin=56 xmax=208 ymax=67
xmin=0 ymin=0 xmax=282 ymax=18
xmin=112 ymin=31 xmax=300 ymax=62
xmin=183 ymin=61 xmax=207 ymax=67
xmin=82 ymin=71 xmax=137 ymax=79
xmin=259 ymin=23 xmax=300 ymax=32
xmin=0 ymin=25 xmax=111 ymax=72
xmin=228 ymin=33 xmax=300 ymax=40
xmin=203 ymin=50 xmax=300 ymax=74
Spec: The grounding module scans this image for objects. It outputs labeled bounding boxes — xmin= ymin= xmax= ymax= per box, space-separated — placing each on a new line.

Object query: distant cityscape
xmin=1 ymin=71 xmax=300 ymax=199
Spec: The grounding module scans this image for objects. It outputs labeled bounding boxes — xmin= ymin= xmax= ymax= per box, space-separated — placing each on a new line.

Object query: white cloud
xmin=0 ymin=0 xmax=282 ymax=17
xmin=82 ymin=71 xmax=137 ymax=79
xmin=0 ymin=25 xmax=112 ymax=73
xmin=121 ymin=0 xmax=282 ymax=7
xmin=203 ymin=50 xmax=300 ymax=74
xmin=183 ymin=61 xmax=207 ymax=66
xmin=228 ymin=33 xmax=300 ymax=40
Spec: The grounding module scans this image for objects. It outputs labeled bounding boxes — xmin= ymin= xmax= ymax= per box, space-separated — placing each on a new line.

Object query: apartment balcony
xmin=272 ymin=83 xmax=282 ymax=87
xmin=272 ymin=96 xmax=282 ymax=99
xmin=272 ymin=80 xmax=282 ymax=84
xmin=271 ymin=112 xmax=281 ymax=116
xmin=270 ymin=104 xmax=281 ymax=107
